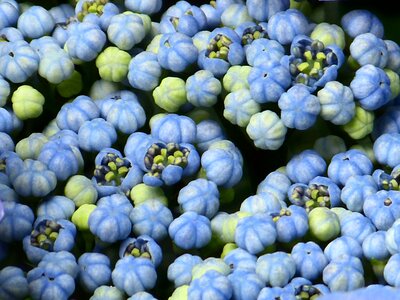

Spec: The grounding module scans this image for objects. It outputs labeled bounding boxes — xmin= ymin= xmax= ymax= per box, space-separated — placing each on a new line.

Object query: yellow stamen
xmin=297 ymin=62 xmax=310 ymax=72
xmin=105 ymin=171 xmax=115 ymax=182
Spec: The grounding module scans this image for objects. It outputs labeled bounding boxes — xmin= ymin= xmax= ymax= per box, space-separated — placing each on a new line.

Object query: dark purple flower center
xmin=241 ymin=25 xmax=268 ymax=45
xmin=30 ymin=219 xmax=62 ymax=251
xmin=94 ymin=152 xmax=131 ymax=186
xmin=290 ymin=184 xmax=331 ymax=212
xmin=289 ymin=39 xmax=338 ymax=86
xmin=123 ymin=238 xmax=151 ymax=259
xmin=144 ymin=142 xmax=189 ymax=178
xmin=77 ymin=0 xmax=108 ymax=21
xmin=294 ymin=284 xmax=322 ymax=299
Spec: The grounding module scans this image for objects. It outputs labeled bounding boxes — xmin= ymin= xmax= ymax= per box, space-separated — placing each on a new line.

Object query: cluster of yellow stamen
xmin=241 ymin=25 xmax=268 ymax=45
xmin=144 ymin=143 xmax=189 ymax=178
xmin=123 ymin=239 xmax=152 ymax=260
xmin=30 ymin=219 xmax=61 ymax=251
xmin=206 ymin=34 xmax=232 ymax=60
xmin=76 ymin=0 xmax=108 ymax=21
xmin=93 ymin=152 xmax=131 ymax=186
xmin=289 ymin=39 xmax=337 ymax=86
xmin=290 ymin=184 xmax=331 ymax=212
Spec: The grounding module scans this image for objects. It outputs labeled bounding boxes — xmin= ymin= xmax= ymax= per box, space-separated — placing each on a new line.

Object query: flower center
xmin=76 ymin=0 xmax=108 ymax=21
xmin=289 ymin=39 xmax=338 ymax=86
xmin=380 ymin=171 xmax=400 ymax=191
xmin=206 ymin=34 xmax=232 ymax=61
xmin=241 ymin=25 xmax=268 ymax=45
xmin=30 ymin=219 xmax=62 ymax=251
xmin=123 ymin=238 xmax=151 ymax=259
xmin=304 ymin=184 xmax=330 ymax=212
xmin=93 ymin=152 xmax=131 ymax=186
xmin=294 ymin=284 xmax=322 ymax=300
xmin=144 ymin=142 xmax=189 ymax=178
xmin=290 ymin=184 xmax=331 ymax=212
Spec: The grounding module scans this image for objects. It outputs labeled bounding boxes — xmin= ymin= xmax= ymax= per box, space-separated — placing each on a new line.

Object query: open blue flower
xmin=284 ymin=35 xmax=345 ymax=92
xmin=119 ymin=235 xmax=163 ymax=268
xmin=23 ymin=217 xmax=76 ymax=264
xmin=75 ymin=0 xmax=119 ymax=30
xmin=139 ymin=140 xmax=200 ymax=187
xmin=236 ymin=22 xmax=268 ymax=48
xmin=198 ymin=27 xmax=244 ymax=78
